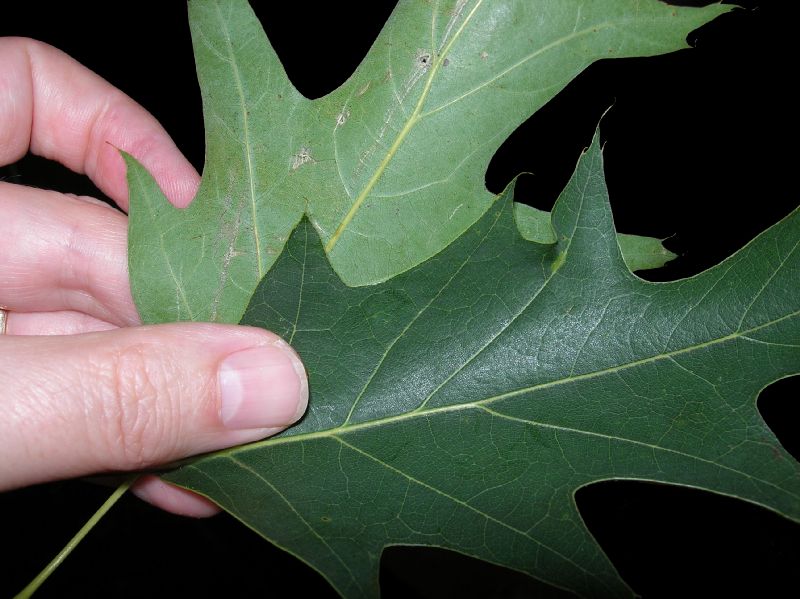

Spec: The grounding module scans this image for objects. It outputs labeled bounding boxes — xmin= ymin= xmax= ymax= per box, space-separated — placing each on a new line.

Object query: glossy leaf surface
xmin=164 ymin=134 xmax=800 ymax=598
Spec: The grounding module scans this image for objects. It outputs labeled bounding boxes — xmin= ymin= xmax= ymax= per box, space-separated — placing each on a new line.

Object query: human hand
xmin=0 ymin=38 xmax=308 ymax=516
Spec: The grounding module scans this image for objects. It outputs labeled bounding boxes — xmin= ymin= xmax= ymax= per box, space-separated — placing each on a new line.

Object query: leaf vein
xmin=333 ymin=434 xmax=598 ymax=582
xmin=737 ymin=236 xmax=799 ymax=331
xmin=341 ymin=198 xmax=507 ymax=426
xmin=231 ymin=309 xmax=799 ymax=454
xmin=477 ymin=405 xmax=799 ymax=503
xmin=324 ymin=0 xmax=484 ymax=253
xmin=224 ymin=455 xmax=363 ymax=593
xmin=215 ymin=2 xmax=264 ymax=279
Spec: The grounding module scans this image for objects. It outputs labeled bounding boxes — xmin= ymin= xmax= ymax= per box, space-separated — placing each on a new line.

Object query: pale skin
xmin=0 ymin=38 xmax=309 ymax=516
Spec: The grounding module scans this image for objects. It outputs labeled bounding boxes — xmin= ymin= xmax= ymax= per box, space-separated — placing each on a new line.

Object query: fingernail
xmin=218 ymin=341 xmax=308 ymax=429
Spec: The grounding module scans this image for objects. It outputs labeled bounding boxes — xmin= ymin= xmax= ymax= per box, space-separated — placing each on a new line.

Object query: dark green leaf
xmin=164 ymin=133 xmax=800 ymax=598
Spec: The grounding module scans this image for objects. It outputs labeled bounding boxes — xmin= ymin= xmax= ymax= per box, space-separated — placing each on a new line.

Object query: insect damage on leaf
xmin=292 ymin=146 xmax=314 ymax=171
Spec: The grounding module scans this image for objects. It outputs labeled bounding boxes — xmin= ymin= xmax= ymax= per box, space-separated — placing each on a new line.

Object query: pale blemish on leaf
xmin=210 ymin=191 xmax=246 ymax=321
xmin=335 ymin=109 xmax=350 ymax=128
xmin=356 ymin=81 xmax=371 ymax=97
xmin=291 ymin=146 xmax=314 ymax=170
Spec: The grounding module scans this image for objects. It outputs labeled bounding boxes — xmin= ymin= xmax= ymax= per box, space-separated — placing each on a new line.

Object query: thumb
xmin=0 ymin=324 xmax=308 ymax=490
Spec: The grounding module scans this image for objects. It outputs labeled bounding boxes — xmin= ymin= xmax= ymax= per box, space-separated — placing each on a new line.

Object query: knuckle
xmin=90 ymin=343 xmax=179 ymax=470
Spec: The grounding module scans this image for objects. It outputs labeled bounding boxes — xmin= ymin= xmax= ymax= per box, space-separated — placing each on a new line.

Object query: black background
xmin=1 ymin=1 xmax=797 ymax=597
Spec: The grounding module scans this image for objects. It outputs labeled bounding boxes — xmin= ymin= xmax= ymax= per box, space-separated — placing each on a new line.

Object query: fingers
xmin=7 ymin=311 xmax=116 ymax=336
xmin=131 ymin=476 xmax=221 ymax=517
xmin=0 ymin=37 xmax=199 ymax=209
xmin=0 ymin=324 xmax=308 ymax=492
xmin=0 ymin=38 xmax=255 ymax=517
xmin=0 ymin=182 xmax=137 ymax=326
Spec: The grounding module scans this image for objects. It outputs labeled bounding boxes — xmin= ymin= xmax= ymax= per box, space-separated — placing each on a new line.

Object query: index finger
xmin=0 ymin=37 xmax=199 ymax=210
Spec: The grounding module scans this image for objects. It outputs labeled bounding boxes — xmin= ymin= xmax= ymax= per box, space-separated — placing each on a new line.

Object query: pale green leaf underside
xmin=514 ymin=202 xmax=676 ymax=271
xmin=127 ymin=0 xmax=725 ymax=324
xmin=164 ymin=133 xmax=800 ymax=598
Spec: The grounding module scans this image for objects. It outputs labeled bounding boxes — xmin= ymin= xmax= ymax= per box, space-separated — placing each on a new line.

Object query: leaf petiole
xmin=14 ymin=476 xmax=137 ymax=598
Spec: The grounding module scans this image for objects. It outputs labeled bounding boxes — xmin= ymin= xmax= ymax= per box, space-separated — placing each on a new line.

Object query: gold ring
xmin=0 ymin=308 xmax=8 ymax=335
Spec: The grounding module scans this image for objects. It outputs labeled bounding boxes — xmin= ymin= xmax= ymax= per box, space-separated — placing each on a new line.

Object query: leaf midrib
xmin=219 ymin=309 xmax=799 ymax=470
xmin=187 ymin=309 xmax=798 ymax=598
xmin=214 ymin=2 xmax=264 ymax=278
xmin=323 ymin=0 xmax=484 ymax=253
xmin=322 ymin=8 xmax=663 ymax=253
